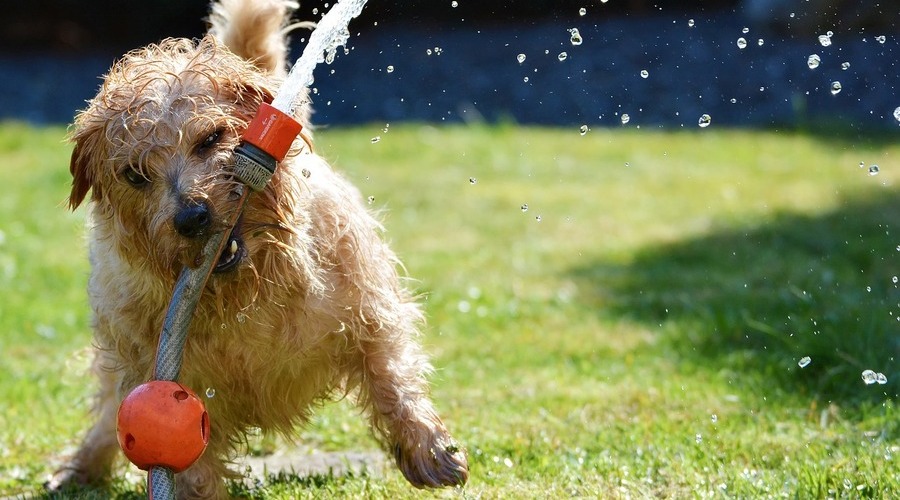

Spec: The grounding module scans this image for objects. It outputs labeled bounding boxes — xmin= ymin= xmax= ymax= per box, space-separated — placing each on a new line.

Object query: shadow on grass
xmin=571 ymin=189 xmax=900 ymax=402
xmin=33 ymin=469 xmax=366 ymax=499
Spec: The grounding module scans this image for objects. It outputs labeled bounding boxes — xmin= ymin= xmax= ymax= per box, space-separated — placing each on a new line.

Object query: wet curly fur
xmin=48 ymin=0 xmax=468 ymax=497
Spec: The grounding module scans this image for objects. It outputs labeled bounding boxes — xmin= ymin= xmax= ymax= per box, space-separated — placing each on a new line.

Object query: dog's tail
xmin=208 ymin=0 xmax=302 ymax=76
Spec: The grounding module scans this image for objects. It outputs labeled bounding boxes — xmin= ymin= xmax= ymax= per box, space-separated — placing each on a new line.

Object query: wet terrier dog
xmin=48 ymin=0 xmax=468 ymax=497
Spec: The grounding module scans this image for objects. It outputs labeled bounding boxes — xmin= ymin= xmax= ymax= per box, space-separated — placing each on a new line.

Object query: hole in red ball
xmin=173 ymin=390 xmax=189 ymax=401
xmin=125 ymin=433 xmax=135 ymax=450
xmin=200 ymin=411 xmax=210 ymax=443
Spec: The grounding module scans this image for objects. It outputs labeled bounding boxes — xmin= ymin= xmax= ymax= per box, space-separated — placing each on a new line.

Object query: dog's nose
xmin=174 ymin=202 xmax=212 ymax=238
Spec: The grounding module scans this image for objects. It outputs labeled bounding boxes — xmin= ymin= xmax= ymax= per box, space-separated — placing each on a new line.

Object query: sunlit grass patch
xmin=1 ymin=122 xmax=897 ymax=498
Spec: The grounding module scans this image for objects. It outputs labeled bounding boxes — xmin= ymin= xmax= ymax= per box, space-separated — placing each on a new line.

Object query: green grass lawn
xmin=0 ymin=121 xmax=897 ymax=498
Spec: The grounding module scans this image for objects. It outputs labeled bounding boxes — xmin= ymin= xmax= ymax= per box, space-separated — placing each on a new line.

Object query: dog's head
xmin=69 ymin=36 xmax=303 ymax=280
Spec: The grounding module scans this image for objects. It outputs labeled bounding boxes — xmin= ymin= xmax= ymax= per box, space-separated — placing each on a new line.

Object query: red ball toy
xmin=116 ymin=380 xmax=210 ymax=472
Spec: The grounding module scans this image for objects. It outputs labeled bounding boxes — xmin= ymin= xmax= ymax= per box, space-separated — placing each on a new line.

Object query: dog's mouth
xmin=213 ymin=218 xmax=246 ymax=274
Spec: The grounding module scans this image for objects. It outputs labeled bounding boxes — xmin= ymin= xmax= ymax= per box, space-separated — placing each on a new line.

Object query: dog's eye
xmin=197 ymin=130 xmax=222 ymax=153
xmin=122 ymin=167 xmax=149 ymax=188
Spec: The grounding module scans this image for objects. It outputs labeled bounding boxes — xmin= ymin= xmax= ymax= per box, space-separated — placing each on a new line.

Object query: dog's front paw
xmin=394 ymin=426 xmax=469 ymax=489
xmin=44 ymin=464 xmax=95 ymax=493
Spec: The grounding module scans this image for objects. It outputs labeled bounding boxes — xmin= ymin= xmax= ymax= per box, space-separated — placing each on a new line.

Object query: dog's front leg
xmin=47 ymin=351 xmax=122 ymax=490
xmin=355 ymin=327 xmax=469 ymax=489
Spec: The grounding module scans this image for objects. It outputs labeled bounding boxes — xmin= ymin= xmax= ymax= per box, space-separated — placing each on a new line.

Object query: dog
xmin=48 ymin=0 xmax=468 ymax=497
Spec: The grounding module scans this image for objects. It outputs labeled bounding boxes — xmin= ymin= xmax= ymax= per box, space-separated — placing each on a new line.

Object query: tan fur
xmin=49 ymin=1 xmax=468 ymax=498
xmin=208 ymin=0 xmax=294 ymax=76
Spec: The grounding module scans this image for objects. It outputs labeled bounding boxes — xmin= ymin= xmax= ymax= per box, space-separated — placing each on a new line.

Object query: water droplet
xmin=698 ymin=114 xmax=712 ymax=128
xmin=220 ymin=323 xmax=227 ymax=330
xmin=367 ymin=195 xmax=375 ymax=204
xmin=687 ymin=19 xmax=695 ymax=28
xmin=568 ymin=28 xmax=583 ymax=46
xmin=818 ymin=34 xmax=832 ymax=47
xmin=640 ymin=69 xmax=649 ymax=78
xmin=579 ymin=7 xmax=586 ymax=16
xmin=426 ymin=48 xmax=433 ymax=55
xmin=843 ymin=479 xmax=853 ymax=490
xmin=730 ymin=98 xmax=737 ymax=104
xmin=523 ymin=76 xmax=529 ymax=83
xmin=579 ymin=124 xmax=589 ymax=135
xmin=371 ymin=136 xmax=381 ymax=144
xmin=736 ymin=37 xmax=747 ymax=49
xmin=893 ymin=276 xmax=898 ymax=284
xmin=535 ymin=215 xmax=542 ymax=222
xmin=757 ymin=38 xmax=764 ymax=46
xmin=469 ymin=177 xmax=477 ymax=185
xmin=859 ymin=161 xmax=866 ymax=168
xmin=236 ymin=312 xmax=247 ymax=323
xmin=695 ymin=433 xmax=703 ymax=444
xmin=876 ymin=35 xmax=886 ymax=44
xmin=876 ymin=372 xmax=888 ymax=384
xmin=893 ymin=106 xmax=900 ymax=122
xmin=798 ymin=356 xmax=811 ymax=368
xmin=386 ymin=65 xmax=394 ymax=73
xmin=841 ymin=61 xmax=850 ymax=70
xmin=742 ymin=27 xmax=750 ymax=34
xmin=558 ymin=51 xmax=568 ymax=62
xmin=620 ymin=113 xmax=630 ymax=125
xmin=301 ymin=168 xmax=311 ymax=178
xmin=517 ymin=53 xmax=526 ymax=64
xmin=862 ymin=369 xmax=877 ymax=384
xmin=807 ymin=54 xmax=821 ymax=69
xmin=451 ymin=0 xmax=458 ymax=7
xmin=520 ymin=203 xmax=529 ymax=212
xmin=869 ymin=165 xmax=880 ymax=176
xmin=205 ymin=387 xmax=216 ymax=398
xmin=830 ymin=81 xmax=842 ymax=95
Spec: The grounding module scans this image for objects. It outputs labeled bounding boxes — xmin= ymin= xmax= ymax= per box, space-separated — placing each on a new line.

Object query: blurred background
xmin=1 ymin=0 xmax=898 ymax=128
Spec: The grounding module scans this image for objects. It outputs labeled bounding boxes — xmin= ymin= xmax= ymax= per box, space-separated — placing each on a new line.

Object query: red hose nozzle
xmin=242 ymin=102 xmax=302 ymax=162
xmin=232 ymin=103 xmax=303 ymax=191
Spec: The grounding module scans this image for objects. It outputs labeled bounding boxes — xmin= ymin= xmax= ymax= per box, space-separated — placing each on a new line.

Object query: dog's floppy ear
xmin=242 ymin=77 xmax=275 ymax=111
xmin=68 ymin=130 xmax=100 ymax=210
xmin=232 ymin=71 xmax=277 ymax=121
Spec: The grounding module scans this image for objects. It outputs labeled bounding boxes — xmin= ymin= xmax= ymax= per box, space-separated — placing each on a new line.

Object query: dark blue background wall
xmin=1 ymin=1 xmax=898 ymax=130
